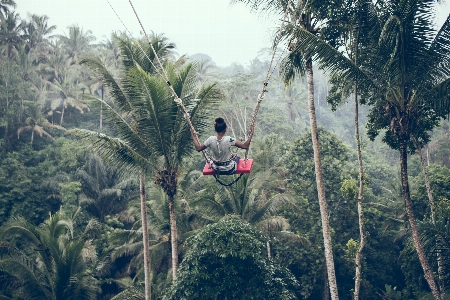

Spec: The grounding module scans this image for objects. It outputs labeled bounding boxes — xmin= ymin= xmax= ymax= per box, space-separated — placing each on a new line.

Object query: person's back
xmin=190 ymin=117 xmax=254 ymax=175
xmin=203 ymin=135 xmax=236 ymax=162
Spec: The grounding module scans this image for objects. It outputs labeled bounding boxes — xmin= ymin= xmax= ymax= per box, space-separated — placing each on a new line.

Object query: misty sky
xmin=16 ymin=0 xmax=450 ymax=67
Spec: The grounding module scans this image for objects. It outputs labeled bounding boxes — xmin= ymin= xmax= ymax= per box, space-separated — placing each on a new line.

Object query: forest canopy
xmin=0 ymin=0 xmax=449 ymax=299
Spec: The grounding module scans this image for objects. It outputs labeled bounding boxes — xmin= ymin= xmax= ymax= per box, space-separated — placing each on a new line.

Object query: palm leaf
xmin=80 ymin=56 xmax=133 ymax=113
xmin=69 ymin=129 xmax=153 ymax=174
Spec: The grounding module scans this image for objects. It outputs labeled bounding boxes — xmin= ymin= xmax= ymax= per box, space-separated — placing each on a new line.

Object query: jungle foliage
xmin=0 ymin=0 xmax=449 ymax=299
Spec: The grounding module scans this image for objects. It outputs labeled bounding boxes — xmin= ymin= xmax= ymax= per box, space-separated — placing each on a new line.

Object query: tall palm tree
xmin=0 ymin=210 xmax=98 ymax=299
xmin=0 ymin=11 xmax=23 ymax=60
xmin=58 ymin=25 xmax=96 ymax=64
xmin=48 ymin=71 xmax=89 ymax=125
xmin=233 ymin=0 xmax=340 ymax=297
xmin=23 ymin=14 xmax=56 ymax=63
xmin=72 ymin=35 xmax=221 ymax=285
xmin=0 ymin=0 xmax=15 ymax=24
xmin=76 ymin=153 xmax=139 ymax=221
xmin=107 ymin=173 xmax=207 ymax=299
xmin=17 ymin=100 xmax=65 ymax=144
xmin=312 ymin=0 xmax=370 ymax=297
xmin=42 ymin=40 xmax=69 ymax=84
xmin=287 ymin=0 xmax=450 ymax=298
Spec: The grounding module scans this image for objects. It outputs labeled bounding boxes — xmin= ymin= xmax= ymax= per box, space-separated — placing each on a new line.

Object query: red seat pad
xmin=202 ymin=159 xmax=254 ymax=175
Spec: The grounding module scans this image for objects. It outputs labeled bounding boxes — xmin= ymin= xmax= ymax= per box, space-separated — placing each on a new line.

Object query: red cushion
xmin=202 ymin=159 xmax=254 ymax=175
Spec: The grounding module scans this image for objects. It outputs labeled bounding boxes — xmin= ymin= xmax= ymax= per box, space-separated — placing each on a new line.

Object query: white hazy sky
xmin=17 ymin=0 xmax=450 ymax=67
xmin=17 ymin=0 xmax=280 ymax=67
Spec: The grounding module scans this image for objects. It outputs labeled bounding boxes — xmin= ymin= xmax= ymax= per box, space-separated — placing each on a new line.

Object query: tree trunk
xmin=306 ymin=59 xmax=339 ymax=300
xmin=60 ymin=105 xmax=65 ymax=126
xmin=140 ymin=173 xmax=151 ymax=300
xmin=353 ymin=45 xmax=365 ymax=300
xmin=323 ymin=261 xmax=330 ymax=300
xmin=399 ymin=141 xmax=441 ymax=300
xmin=168 ymin=196 xmax=178 ymax=278
xmin=100 ymin=85 xmax=103 ymax=130
xmin=417 ymin=144 xmax=446 ymax=299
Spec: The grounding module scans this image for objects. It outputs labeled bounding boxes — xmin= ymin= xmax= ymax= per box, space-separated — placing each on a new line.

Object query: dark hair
xmin=214 ymin=117 xmax=227 ymax=133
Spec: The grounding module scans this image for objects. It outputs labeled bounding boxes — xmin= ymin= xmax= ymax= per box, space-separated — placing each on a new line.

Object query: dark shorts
xmin=213 ymin=155 xmax=240 ymax=175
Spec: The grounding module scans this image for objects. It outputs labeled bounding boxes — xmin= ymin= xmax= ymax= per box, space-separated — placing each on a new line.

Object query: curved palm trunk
xmin=60 ymin=105 xmax=65 ymax=126
xmin=417 ymin=144 xmax=446 ymax=299
xmin=31 ymin=128 xmax=35 ymax=144
xmin=168 ymin=196 xmax=178 ymax=278
xmin=399 ymin=141 xmax=440 ymax=300
xmin=306 ymin=59 xmax=339 ymax=300
xmin=100 ymin=85 xmax=103 ymax=130
xmin=353 ymin=85 xmax=365 ymax=300
xmin=140 ymin=173 xmax=151 ymax=300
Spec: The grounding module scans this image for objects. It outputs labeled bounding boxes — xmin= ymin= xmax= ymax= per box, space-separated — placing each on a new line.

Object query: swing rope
xmin=106 ymin=0 xmax=161 ymax=76
xmin=125 ymin=0 xmax=211 ymax=164
xmin=244 ymin=9 xmax=289 ymax=162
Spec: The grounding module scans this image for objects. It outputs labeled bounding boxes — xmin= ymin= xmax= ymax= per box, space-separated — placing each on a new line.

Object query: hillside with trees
xmin=0 ymin=0 xmax=449 ymax=299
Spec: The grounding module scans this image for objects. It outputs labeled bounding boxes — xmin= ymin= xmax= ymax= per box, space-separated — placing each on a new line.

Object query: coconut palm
xmin=48 ymin=71 xmax=89 ymax=125
xmin=0 ymin=210 xmax=98 ymax=299
xmin=23 ymin=14 xmax=56 ymax=63
xmin=232 ymin=0 xmax=340 ymax=297
xmin=284 ymin=0 xmax=450 ymax=298
xmin=0 ymin=11 xmax=23 ymax=60
xmin=58 ymin=25 xmax=96 ymax=64
xmin=76 ymin=153 xmax=139 ymax=221
xmin=0 ymin=0 xmax=15 ymax=24
xmin=72 ymin=35 xmax=221 ymax=287
xmin=310 ymin=0 xmax=370 ymax=297
xmin=17 ymin=100 xmax=65 ymax=144
xmin=107 ymin=174 xmax=206 ymax=299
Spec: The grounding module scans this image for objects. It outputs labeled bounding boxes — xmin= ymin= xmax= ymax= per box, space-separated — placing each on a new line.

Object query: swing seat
xmin=203 ymin=159 xmax=254 ymax=175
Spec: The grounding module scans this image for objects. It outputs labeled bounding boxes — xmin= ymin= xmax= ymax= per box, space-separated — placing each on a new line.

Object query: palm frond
xmin=254 ymin=216 xmax=290 ymax=232
xmin=0 ymin=258 xmax=50 ymax=299
xmin=289 ymin=24 xmax=375 ymax=92
xmin=129 ymin=66 xmax=175 ymax=162
xmin=111 ymin=241 xmax=143 ymax=261
xmin=80 ymin=56 xmax=132 ymax=113
xmin=69 ymin=129 xmax=153 ymax=174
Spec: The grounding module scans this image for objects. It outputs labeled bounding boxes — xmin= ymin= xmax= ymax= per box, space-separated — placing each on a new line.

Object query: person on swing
xmin=191 ymin=117 xmax=254 ymax=175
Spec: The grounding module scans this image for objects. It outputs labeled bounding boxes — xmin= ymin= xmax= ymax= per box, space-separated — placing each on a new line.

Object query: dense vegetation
xmin=0 ymin=0 xmax=449 ymax=299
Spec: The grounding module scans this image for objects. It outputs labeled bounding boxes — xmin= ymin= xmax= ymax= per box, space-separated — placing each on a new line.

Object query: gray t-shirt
xmin=204 ymin=136 xmax=236 ymax=162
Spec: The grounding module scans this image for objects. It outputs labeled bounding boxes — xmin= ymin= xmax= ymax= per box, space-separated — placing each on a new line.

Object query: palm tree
xmin=58 ymin=25 xmax=96 ymax=64
xmin=415 ymin=216 xmax=450 ymax=284
xmin=17 ymin=100 xmax=65 ymax=144
xmin=49 ymin=71 xmax=89 ymax=125
xmin=72 ymin=35 xmax=221 ymax=286
xmin=0 ymin=11 xmax=23 ymax=60
xmin=286 ymin=0 xmax=450 ymax=298
xmin=107 ymin=174 xmax=206 ymax=299
xmin=312 ymin=0 xmax=369 ymax=297
xmin=76 ymin=153 xmax=139 ymax=221
xmin=42 ymin=40 xmax=69 ymax=85
xmin=23 ymin=14 xmax=56 ymax=63
xmin=232 ymin=0 xmax=340 ymax=297
xmin=0 ymin=210 xmax=98 ymax=299
xmin=0 ymin=0 xmax=15 ymax=24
